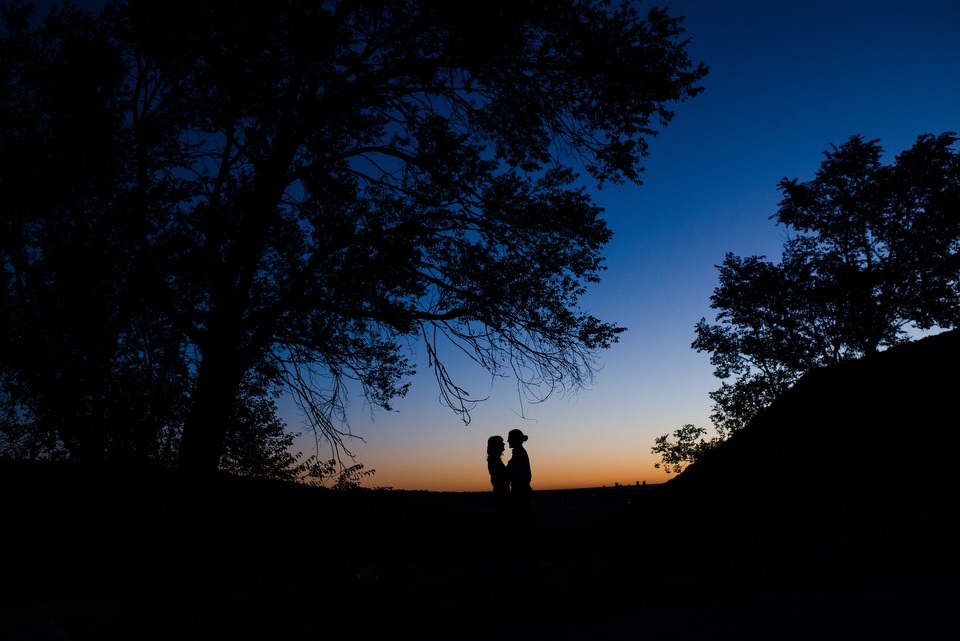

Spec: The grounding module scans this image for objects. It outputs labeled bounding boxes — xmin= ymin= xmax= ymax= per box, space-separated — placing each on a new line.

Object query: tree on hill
xmin=0 ymin=0 xmax=707 ymax=475
xmin=654 ymin=133 xmax=960 ymax=472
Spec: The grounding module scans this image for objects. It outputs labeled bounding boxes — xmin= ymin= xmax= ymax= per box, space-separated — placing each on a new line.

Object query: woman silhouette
xmin=487 ymin=435 xmax=510 ymax=515
xmin=506 ymin=429 xmax=532 ymax=522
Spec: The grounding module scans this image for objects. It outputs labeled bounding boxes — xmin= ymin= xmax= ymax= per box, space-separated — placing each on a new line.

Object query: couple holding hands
xmin=487 ymin=428 xmax=532 ymax=522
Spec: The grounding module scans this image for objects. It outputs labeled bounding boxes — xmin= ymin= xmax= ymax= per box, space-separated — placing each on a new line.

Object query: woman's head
xmin=487 ymin=435 xmax=505 ymax=457
xmin=507 ymin=429 xmax=528 ymax=448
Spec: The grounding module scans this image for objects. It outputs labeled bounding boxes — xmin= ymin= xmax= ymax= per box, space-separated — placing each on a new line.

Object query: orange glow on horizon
xmin=363 ymin=458 xmax=674 ymax=492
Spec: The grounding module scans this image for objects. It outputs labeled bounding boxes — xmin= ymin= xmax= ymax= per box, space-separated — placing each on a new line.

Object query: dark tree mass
xmin=654 ymin=133 xmax=960 ymax=472
xmin=0 ymin=1 xmax=706 ymax=475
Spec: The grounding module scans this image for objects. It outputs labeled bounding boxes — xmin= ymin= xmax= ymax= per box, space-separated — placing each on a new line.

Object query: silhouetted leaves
xmin=1 ymin=1 xmax=706 ymax=474
xmin=702 ymin=133 xmax=960 ymax=431
xmin=656 ymin=133 xmax=960 ymax=470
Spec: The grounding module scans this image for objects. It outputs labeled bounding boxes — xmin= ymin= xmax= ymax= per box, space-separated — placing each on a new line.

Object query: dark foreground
xmin=2 ymin=461 xmax=956 ymax=640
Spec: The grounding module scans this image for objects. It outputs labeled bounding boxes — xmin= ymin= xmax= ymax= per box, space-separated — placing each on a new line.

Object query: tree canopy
xmin=654 ymin=133 xmax=960 ymax=471
xmin=1 ymin=0 xmax=707 ymax=475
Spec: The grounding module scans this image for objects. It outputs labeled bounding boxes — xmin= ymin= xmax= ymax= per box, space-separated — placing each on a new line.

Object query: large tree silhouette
xmin=654 ymin=133 xmax=960 ymax=470
xmin=697 ymin=133 xmax=959 ymax=433
xmin=2 ymin=0 xmax=707 ymax=474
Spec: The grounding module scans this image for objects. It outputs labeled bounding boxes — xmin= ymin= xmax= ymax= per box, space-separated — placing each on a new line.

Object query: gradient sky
xmin=290 ymin=0 xmax=960 ymax=492
xmin=35 ymin=1 xmax=960 ymax=491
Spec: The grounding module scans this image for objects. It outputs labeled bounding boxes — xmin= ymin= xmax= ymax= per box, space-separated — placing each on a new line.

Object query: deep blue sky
xmin=334 ymin=0 xmax=960 ymax=490
xmin=31 ymin=0 xmax=960 ymax=489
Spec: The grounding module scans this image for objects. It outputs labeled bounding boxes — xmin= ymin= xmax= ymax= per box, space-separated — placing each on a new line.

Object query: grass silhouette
xmin=3 ymin=330 xmax=957 ymax=639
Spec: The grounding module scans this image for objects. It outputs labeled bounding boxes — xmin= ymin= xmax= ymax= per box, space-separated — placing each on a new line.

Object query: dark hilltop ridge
xmin=664 ymin=327 xmax=960 ymax=500
xmin=649 ymin=327 xmax=959 ymax=580
xmin=2 ymin=330 xmax=958 ymax=640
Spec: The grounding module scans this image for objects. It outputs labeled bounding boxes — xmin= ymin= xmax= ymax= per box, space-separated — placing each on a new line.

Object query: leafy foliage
xmin=651 ymin=424 xmax=713 ymax=474
xmin=655 ymin=133 xmax=960 ymax=472
xmin=299 ymin=457 xmax=381 ymax=490
xmin=1 ymin=0 xmax=707 ymax=475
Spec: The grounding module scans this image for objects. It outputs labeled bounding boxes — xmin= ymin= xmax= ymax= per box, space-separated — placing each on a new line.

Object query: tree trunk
xmin=178 ymin=335 xmax=246 ymax=477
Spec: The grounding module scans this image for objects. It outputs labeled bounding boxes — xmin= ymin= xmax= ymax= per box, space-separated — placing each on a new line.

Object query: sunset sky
xmin=295 ymin=0 xmax=960 ymax=492
xmin=33 ymin=0 xmax=959 ymax=491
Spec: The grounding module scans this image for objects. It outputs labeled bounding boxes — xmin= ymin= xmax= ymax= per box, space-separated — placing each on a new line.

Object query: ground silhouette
xmin=2 ymin=330 xmax=957 ymax=639
xmin=655 ymin=327 xmax=959 ymax=575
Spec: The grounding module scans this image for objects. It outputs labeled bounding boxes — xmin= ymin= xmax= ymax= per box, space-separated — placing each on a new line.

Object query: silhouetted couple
xmin=487 ymin=429 xmax=532 ymax=523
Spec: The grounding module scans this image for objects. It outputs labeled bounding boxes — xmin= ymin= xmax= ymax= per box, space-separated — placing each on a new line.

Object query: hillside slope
xmin=2 ymin=330 xmax=957 ymax=639
xmin=667 ymin=328 xmax=960 ymax=499
xmin=651 ymin=328 xmax=960 ymax=574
